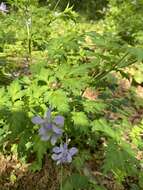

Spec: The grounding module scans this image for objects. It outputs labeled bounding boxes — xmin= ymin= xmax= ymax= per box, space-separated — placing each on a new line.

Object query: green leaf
xmin=33 ymin=136 xmax=49 ymax=161
xmin=0 ymin=128 xmax=6 ymax=141
xmin=83 ymin=100 xmax=107 ymax=113
xmin=13 ymin=100 xmax=24 ymax=108
xmin=29 ymin=161 xmax=43 ymax=172
xmin=128 ymin=47 xmax=143 ymax=61
xmin=72 ymin=111 xmax=89 ymax=131
xmin=9 ymin=111 xmax=29 ymax=136
xmin=8 ymin=80 xmax=24 ymax=102
xmin=103 ymin=140 xmax=138 ymax=177
xmin=64 ymin=174 xmax=89 ymax=190
xmin=92 ymin=119 xmax=120 ymax=141
xmin=139 ymin=171 xmax=143 ymax=188
xmin=134 ymin=71 xmax=143 ymax=84
xmin=70 ymin=173 xmax=89 ymax=189
xmin=30 ymin=136 xmax=49 ymax=172
xmin=63 ymin=181 xmax=73 ymax=190
xmin=47 ymin=90 xmax=69 ymax=113
xmin=72 ymin=150 xmax=90 ymax=171
xmin=93 ymin=186 xmax=107 ymax=190
xmin=0 ymin=87 xmax=9 ymax=106
xmin=37 ymin=68 xmax=51 ymax=82
xmin=62 ymin=78 xmax=86 ymax=95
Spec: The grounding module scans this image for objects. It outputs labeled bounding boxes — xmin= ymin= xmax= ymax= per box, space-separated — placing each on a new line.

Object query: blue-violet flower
xmin=32 ymin=108 xmax=64 ymax=145
xmin=52 ymin=143 xmax=78 ymax=165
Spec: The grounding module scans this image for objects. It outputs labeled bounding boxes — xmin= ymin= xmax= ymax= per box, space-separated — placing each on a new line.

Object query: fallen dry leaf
xmin=82 ymin=88 xmax=99 ymax=100
xmin=136 ymin=85 xmax=143 ymax=98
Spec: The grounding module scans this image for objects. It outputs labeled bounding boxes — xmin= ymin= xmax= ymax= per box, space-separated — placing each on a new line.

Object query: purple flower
xmin=32 ymin=108 xmax=64 ymax=145
xmin=52 ymin=143 xmax=78 ymax=165
xmin=0 ymin=2 xmax=8 ymax=13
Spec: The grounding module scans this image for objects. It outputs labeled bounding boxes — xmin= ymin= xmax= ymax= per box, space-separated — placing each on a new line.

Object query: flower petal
xmin=51 ymin=153 xmax=59 ymax=161
xmin=51 ymin=135 xmax=58 ymax=145
xmin=41 ymin=134 xmax=50 ymax=141
xmin=39 ymin=127 xmax=51 ymax=141
xmin=52 ymin=153 xmax=63 ymax=161
xmin=46 ymin=108 xmax=51 ymax=120
xmin=32 ymin=116 xmax=44 ymax=124
xmin=63 ymin=143 xmax=68 ymax=150
xmin=57 ymin=153 xmax=63 ymax=160
xmin=44 ymin=123 xmax=53 ymax=130
xmin=39 ymin=126 xmax=47 ymax=136
xmin=69 ymin=147 xmax=78 ymax=156
xmin=54 ymin=116 xmax=64 ymax=126
xmin=66 ymin=153 xmax=72 ymax=163
xmin=53 ymin=146 xmax=62 ymax=153
xmin=52 ymin=125 xmax=63 ymax=135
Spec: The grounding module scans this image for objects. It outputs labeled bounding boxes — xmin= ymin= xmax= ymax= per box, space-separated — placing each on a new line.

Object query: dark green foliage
xmin=48 ymin=0 xmax=108 ymax=20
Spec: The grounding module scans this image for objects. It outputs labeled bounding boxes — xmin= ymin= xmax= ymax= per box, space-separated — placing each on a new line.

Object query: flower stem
xmin=60 ymin=163 xmax=63 ymax=190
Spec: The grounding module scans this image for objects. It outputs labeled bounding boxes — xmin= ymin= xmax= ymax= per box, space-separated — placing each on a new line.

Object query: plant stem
xmin=94 ymin=52 xmax=130 ymax=81
xmin=25 ymin=1 xmax=32 ymax=64
xmin=54 ymin=0 xmax=61 ymax=11
xmin=26 ymin=19 xmax=32 ymax=62
xmin=60 ymin=164 xmax=63 ymax=190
